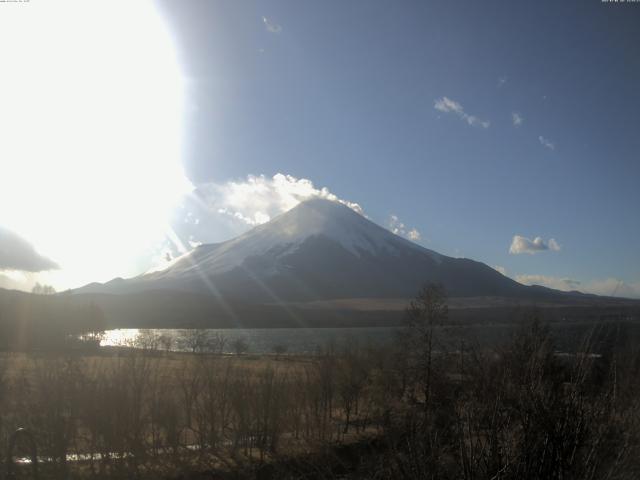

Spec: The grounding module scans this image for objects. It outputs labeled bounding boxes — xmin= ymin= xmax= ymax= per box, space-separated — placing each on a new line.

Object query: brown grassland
xmin=1 ymin=286 xmax=640 ymax=479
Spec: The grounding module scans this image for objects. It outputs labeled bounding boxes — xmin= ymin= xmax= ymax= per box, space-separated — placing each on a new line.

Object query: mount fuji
xmin=81 ymin=198 xmax=528 ymax=299
xmin=74 ymin=198 xmax=627 ymax=327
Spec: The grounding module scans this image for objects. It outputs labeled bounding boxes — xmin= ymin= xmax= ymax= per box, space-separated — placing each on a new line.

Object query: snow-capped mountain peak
xmin=155 ymin=197 xmax=438 ymax=279
xmin=78 ymin=196 xmax=533 ymax=303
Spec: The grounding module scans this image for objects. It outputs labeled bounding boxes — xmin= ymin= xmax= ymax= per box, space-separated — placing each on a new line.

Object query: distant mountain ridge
xmin=77 ymin=198 xmax=516 ymax=302
xmin=55 ymin=197 xmax=640 ymax=327
xmin=77 ymin=197 xmax=544 ymax=301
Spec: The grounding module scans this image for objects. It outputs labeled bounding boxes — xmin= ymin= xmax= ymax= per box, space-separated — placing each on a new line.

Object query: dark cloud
xmin=0 ymin=226 xmax=58 ymax=272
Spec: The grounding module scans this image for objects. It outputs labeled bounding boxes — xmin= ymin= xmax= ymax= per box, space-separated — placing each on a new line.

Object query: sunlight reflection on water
xmin=99 ymin=323 xmax=594 ymax=355
xmin=101 ymin=328 xmax=141 ymax=347
xmin=100 ymin=327 xmax=399 ymax=354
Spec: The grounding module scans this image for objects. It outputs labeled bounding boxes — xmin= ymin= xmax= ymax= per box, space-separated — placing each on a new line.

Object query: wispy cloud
xmin=512 ymin=112 xmax=523 ymax=127
xmin=515 ymin=275 xmax=640 ymax=299
xmin=509 ymin=235 xmax=561 ymax=255
xmin=539 ymin=135 xmax=555 ymax=150
xmin=434 ymin=97 xmax=490 ymax=129
xmin=498 ymin=76 xmax=508 ymax=87
xmin=388 ymin=215 xmax=421 ymax=241
xmin=515 ymin=274 xmax=581 ymax=291
xmin=262 ymin=16 xmax=282 ymax=34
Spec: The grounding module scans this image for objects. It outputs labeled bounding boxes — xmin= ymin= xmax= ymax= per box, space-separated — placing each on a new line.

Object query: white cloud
xmin=217 ymin=207 xmax=272 ymax=226
xmin=547 ymin=238 xmax=561 ymax=251
xmin=408 ymin=229 xmax=421 ymax=241
xmin=509 ymin=235 xmax=561 ymax=255
xmin=498 ymin=76 xmax=507 ymax=87
xmin=262 ymin=16 xmax=282 ymax=34
xmin=539 ymin=135 xmax=555 ymax=150
xmin=434 ymin=97 xmax=490 ymax=129
xmin=581 ymin=278 xmax=640 ymax=299
xmin=512 ymin=112 xmax=523 ymax=127
xmin=0 ymin=269 xmax=62 ymax=292
xmin=144 ymin=243 xmax=176 ymax=274
xmin=388 ymin=215 xmax=421 ymax=242
xmin=195 ymin=173 xmax=364 ymax=228
xmin=0 ymin=270 xmax=32 ymax=291
xmin=187 ymin=238 xmax=202 ymax=249
xmin=388 ymin=215 xmax=403 ymax=234
xmin=493 ymin=265 xmax=508 ymax=276
xmin=515 ymin=274 xmax=581 ymax=291
xmin=515 ymin=275 xmax=640 ymax=299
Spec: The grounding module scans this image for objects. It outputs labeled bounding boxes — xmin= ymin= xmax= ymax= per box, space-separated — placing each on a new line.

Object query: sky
xmin=1 ymin=0 xmax=639 ymax=298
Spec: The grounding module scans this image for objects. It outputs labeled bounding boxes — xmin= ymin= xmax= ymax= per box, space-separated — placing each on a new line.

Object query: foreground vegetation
xmin=0 ymin=286 xmax=639 ymax=479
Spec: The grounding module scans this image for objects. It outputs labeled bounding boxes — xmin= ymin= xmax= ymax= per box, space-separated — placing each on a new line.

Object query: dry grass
xmin=0 ymin=344 xmax=388 ymax=479
xmin=1 ymin=313 xmax=638 ymax=480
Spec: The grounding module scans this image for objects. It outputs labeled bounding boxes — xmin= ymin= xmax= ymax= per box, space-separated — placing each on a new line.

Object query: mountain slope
xmin=79 ymin=198 xmax=551 ymax=302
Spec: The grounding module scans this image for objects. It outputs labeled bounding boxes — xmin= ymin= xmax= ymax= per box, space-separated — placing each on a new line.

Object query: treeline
xmin=371 ymin=285 xmax=640 ymax=480
xmin=0 ymin=285 xmax=639 ymax=479
xmin=0 ymin=343 xmax=395 ymax=479
xmin=0 ymin=289 xmax=106 ymax=350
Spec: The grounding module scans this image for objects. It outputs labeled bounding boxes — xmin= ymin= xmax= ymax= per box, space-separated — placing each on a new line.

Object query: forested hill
xmin=0 ymin=288 xmax=106 ymax=350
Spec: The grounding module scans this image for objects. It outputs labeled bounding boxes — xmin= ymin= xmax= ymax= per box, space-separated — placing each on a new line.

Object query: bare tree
xmin=135 ymin=329 xmax=160 ymax=352
xmin=31 ymin=282 xmax=56 ymax=295
xmin=158 ymin=333 xmax=174 ymax=353
xmin=232 ymin=337 xmax=249 ymax=356
xmin=272 ymin=344 xmax=287 ymax=359
xmin=403 ymin=283 xmax=448 ymax=412
xmin=178 ymin=329 xmax=209 ymax=353
xmin=205 ymin=332 xmax=228 ymax=354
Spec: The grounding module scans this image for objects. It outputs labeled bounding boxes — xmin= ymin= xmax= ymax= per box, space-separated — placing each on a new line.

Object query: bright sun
xmin=0 ymin=1 xmax=192 ymax=290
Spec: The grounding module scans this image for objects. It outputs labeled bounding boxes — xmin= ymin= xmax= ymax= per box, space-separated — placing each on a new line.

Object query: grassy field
xmin=0 ymin=345 xmax=391 ymax=479
xmin=2 ymin=313 xmax=640 ymax=479
xmin=1 ymin=348 xmax=310 ymax=381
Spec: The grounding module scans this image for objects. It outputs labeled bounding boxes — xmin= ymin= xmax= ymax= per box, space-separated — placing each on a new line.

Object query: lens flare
xmin=0 ymin=0 xmax=191 ymax=289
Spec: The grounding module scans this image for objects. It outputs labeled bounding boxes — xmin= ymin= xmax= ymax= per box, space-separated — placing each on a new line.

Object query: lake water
xmin=101 ymin=324 xmax=526 ymax=355
xmin=100 ymin=321 xmax=622 ymax=355
xmin=101 ymin=327 xmax=401 ymax=354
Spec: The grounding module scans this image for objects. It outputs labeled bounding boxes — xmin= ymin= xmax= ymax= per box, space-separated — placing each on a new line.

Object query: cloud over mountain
xmin=195 ymin=173 xmax=364 ymax=227
xmin=516 ymin=274 xmax=640 ymax=299
xmin=515 ymin=274 xmax=580 ymax=291
xmin=493 ymin=265 xmax=508 ymax=276
xmin=388 ymin=214 xmax=421 ymax=241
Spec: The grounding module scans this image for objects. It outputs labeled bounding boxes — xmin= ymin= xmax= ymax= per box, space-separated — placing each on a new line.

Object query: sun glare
xmin=0 ymin=1 xmax=191 ymax=289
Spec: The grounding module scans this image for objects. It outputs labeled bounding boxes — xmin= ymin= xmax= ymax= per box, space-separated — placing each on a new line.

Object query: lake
xmin=100 ymin=321 xmax=631 ymax=355
xmin=100 ymin=324 xmax=536 ymax=355
xmin=102 ymin=327 xmax=401 ymax=354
